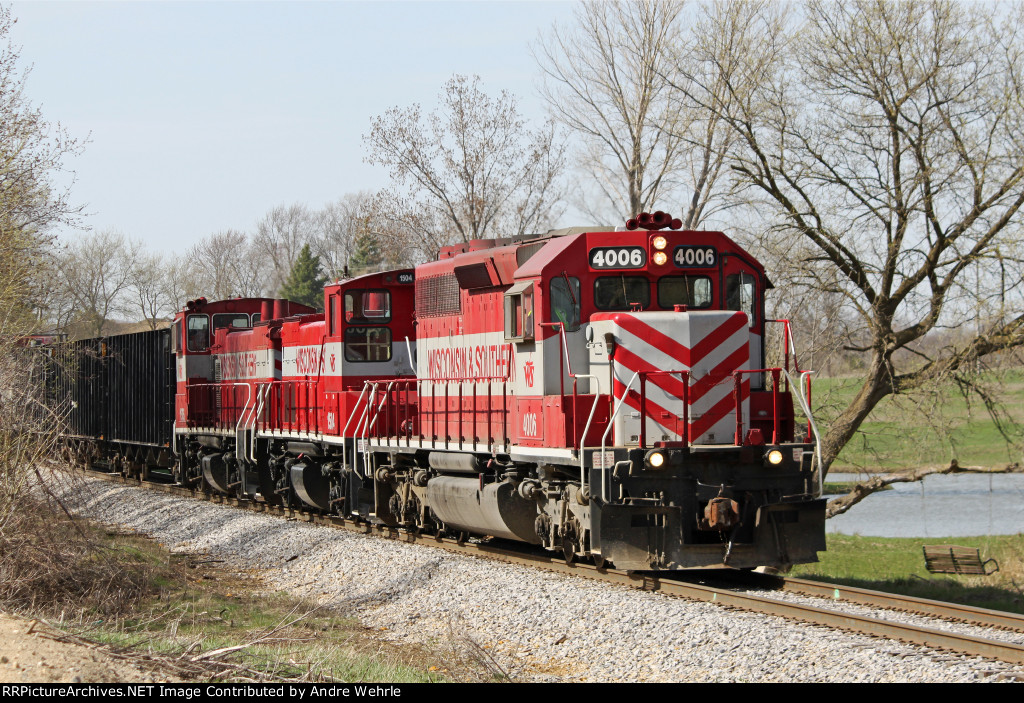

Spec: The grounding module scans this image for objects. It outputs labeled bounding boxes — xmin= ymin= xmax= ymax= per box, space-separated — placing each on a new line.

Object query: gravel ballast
xmin=52 ymin=476 xmax=1024 ymax=683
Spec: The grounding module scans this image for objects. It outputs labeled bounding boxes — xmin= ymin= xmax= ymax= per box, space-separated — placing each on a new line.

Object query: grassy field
xmin=791 ymin=533 xmax=1024 ymax=614
xmin=809 ymin=368 xmax=1024 ymax=471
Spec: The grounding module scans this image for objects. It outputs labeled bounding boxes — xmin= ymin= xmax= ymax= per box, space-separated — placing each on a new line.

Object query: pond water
xmin=824 ymin=472 xmax=1024 ymax=537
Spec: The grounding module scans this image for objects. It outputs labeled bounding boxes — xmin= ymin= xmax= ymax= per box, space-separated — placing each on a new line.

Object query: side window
xmin=504 ymin=282 xmax=535 ymax=342
xmin=594 ymin=276 xmax=650 ymax=311
xmin=725 ymin=272 xmax=757 ymax=326
xmin=550 ymin=276 xmax=581 ymax=332
xmin=328 ymin=295 xmax=338 ymax=337
xmin=173 ymin=319 xmax=183 ymax=353
xmin=212 ymin=313 xmax=249 ymax=329
xmin=186 ymin=314 xmax=209 ymax=352
xmin=345 ymin=327 xmax=392 ymax=362
xmin=345 ymin=290 xmax=391 ymax=323
xmin=658 ymin=276 xmax=713 ymax=309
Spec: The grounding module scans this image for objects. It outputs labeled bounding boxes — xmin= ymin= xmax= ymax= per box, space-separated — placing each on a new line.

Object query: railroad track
xmin=82 ymin=466 xmax=1024 ymax=670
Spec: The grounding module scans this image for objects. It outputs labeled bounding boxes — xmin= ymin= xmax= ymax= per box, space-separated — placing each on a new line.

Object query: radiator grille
xmin=416 ymin=274 xmax=461 ymax=317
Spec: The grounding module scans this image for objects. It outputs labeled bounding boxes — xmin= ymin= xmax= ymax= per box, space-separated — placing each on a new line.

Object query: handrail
xmin=187 ymin=381 xmax=255 ymax=464
xmin=729 ymin=368 xmax=781 ymax=445
xmin=636 ymin=370 xmax=690 ymax=449
xmin=251 ymin=382 xmax=270 ymax=462
xmin=539 ymin=321 xmax=604 ymax=458
xmin=600 ymin=369 xmax=639 ymax=502
xmin=785 ymin=369 xmax=824 ymax=498
xmin=237 ymin=383 xmax=260 ymax=463
xmin=341 ymin=384 xmax=372 ymax=478
xmin=404 ymin=336 xmax=416 ymax=374
xmin=420 ymin=372 xmax=510 ymax=451
xmin=353 ymin=382 xmax=378 ymax=480
xmin=360 ymin=381 xmax=393 ymax=479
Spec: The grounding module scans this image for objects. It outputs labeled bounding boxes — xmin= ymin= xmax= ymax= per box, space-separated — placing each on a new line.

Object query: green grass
xmin=809 ymin=368 xmax=1024 ymax=471
xmin=791 ymin=533 xmax=1024 ymax=613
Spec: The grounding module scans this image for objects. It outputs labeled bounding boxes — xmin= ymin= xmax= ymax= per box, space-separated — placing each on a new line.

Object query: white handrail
xmin=352 ymin=383 xmax=377 ymax=480
xmin=250 ymin=383 xmax=271 ymax=463
xmin=574 ymin=373 xmax=602 ymax=480
xmin=359 ymin=382 xmax=393 ymax=480
xmin=404 ymin=336 xmax=416 ymax=374
xmin=211 ymin=381 xmax=252 ymax=468
xmin=784 ymin=369 xmax=823 ymax=498
xmin=341 ymin=384 xmax=372 ymax=478
xmin=546 ymin=323 xmax=603 ymax=480
xmin=599 ymin=369 xmax=640 ymax=502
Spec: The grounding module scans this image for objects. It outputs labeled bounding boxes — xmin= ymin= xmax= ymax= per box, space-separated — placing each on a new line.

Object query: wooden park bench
xmin=923 ymin=545 xmax=999 ymax=575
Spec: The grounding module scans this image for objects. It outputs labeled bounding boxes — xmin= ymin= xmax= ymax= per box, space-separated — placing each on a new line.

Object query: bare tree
xmin=536 ymin=1 xmax=706 ymax=222
xmin=55 ymin=230 xmax=140 ymax=337
xmin=364 ymin=74 xmax=566 ymax=260
xmin=0 ymin=6 xmax=83 ymax=335
xmin=159 ymin=252 xmax=203 ymax=315
xmin=691 ymin=0 xmax=1024 ymax=472
xmin=253 ymin=203 xmax=318 ymax=294
xmin=187 ymin=230 xmax=267 ymax=301
xmin=313 ymin=192 xmax=374 ymax=279
xmin=126 ymin=251 xmax=175 ymax=329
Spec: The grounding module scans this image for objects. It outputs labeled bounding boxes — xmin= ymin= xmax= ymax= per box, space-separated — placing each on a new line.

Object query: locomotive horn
xmin=670 ymin=218 xmax=683 ymax=230
xmin=626 ymin=218 xmax=639 ymax=230
xmin=637 ymin=212 xmax=655 ymax=229
xmin=652 ymin=211 xmax=670 ymax=228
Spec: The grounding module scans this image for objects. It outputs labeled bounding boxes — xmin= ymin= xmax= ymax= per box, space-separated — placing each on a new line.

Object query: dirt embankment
xmin=0 ymin=612 xmax=181 ymax=683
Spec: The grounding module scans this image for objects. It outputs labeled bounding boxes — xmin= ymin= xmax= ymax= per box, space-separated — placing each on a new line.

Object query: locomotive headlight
xmin=764 ymin=448 xmax=784 ymax=467
xmin=645 ymin=449 xmax=667 ymax=469
xmin=652 ymin=235 xmax=668 ymax=250
xmin=653 ymin=251 xmax=668 ymax=266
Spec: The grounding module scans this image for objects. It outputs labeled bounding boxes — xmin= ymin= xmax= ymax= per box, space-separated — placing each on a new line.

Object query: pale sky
xmin=9 ymin=1 xmax=577 ymax=254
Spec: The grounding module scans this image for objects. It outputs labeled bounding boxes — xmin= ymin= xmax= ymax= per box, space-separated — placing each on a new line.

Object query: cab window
xmin=345 ymin=290 xmax=391 ymax=324
xmin=213 ymin=313 xmax=249 ymax=329
xmin=549 ymin=276 xmax=580 ymax=332
xmin=345 ymin=327 xmax=392 ymax=362
xmin=726 ymin=272 xmax=757 ymax=325
xmin=594 ymin=276 xmax=649 ymax=311
xmin=186 ymin=314 xmax=209 ymax=352
xmin=328 ymin=295 xmax=338 ymax=337
xmin=658 ymin=276 xmax=713 ymax=309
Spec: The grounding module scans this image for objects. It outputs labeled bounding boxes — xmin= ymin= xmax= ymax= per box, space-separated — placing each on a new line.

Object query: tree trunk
xmin=818 ymin=351 xmax=895 ymax=476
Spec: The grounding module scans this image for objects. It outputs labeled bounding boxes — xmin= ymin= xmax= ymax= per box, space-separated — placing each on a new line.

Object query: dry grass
xmin=0 ymin=495 xmax=158 ymax=619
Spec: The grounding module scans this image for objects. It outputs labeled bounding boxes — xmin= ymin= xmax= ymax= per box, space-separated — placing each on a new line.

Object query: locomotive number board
xmin=590 ymin=246 xmax=646 ymax=269
xmin=673 ymin=245 xmax=718 ymax=268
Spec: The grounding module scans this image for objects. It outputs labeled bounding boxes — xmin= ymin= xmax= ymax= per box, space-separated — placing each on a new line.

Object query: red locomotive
xmin=50 ymin=213 xmax=826 ymax=571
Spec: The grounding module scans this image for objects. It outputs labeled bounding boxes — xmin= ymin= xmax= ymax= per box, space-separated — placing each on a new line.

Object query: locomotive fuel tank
xmin=426 ymin=477 xmax=542 ymax=544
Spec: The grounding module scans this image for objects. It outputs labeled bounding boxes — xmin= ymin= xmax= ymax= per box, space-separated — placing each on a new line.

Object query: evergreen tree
xmin=348 ymin=227 xmax=383 ymax=276
xmin=278 ymin=244 xmax=328 ymax=311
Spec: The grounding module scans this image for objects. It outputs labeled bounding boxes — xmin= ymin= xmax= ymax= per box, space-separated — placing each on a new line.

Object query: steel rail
xmin=780 ymin=576 xmax=1024 ymax=633
xmin=82 ymin=467 xmax=1024 ymax=668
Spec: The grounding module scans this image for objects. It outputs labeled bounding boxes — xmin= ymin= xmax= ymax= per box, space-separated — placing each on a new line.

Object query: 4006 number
xmin=673 ymin=245 xmax=717 ymax=268
xmin=589 ymin=247 xmax=646 ymax=269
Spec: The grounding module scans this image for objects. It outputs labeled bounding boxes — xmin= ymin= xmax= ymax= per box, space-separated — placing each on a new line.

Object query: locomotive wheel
xmin=593 ymin=555 xmax=607 ymax=570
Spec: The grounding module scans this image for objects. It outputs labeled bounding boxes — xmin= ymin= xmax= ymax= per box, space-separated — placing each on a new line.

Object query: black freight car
xmin=47 ymin=329 xmax=176 ymax=477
